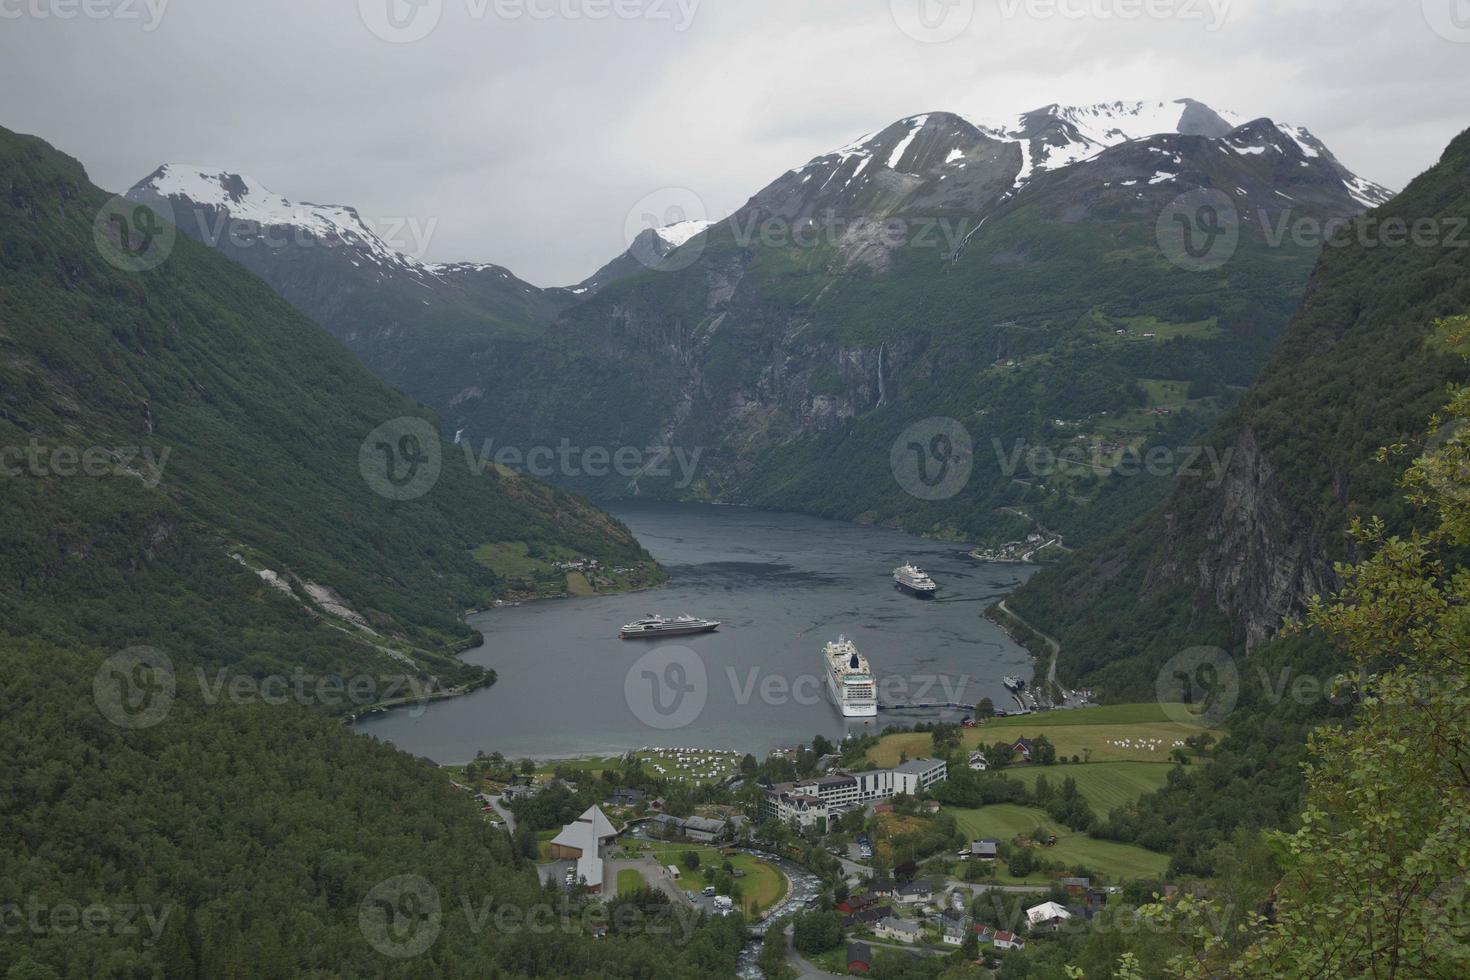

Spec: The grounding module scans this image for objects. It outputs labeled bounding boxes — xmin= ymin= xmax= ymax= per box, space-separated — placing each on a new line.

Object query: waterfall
xmin=876 ymin=343 xmax=887 ymax=407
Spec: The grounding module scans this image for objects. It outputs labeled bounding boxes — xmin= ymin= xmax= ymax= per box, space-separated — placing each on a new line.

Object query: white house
xmin=875 ymin=917 xmax=922 ymax=944
xmin=1025 ymin=901 xmax=1072 ymax=931
xmin=548 ymin=805 xmax=618 ymax=893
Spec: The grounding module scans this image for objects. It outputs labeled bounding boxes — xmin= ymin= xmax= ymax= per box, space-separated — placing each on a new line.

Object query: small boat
xmin=618 ymin=614 xmax=721 ymax=640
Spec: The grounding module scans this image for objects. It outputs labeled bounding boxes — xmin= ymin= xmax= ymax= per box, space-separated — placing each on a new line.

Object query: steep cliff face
xmin=1139 ymin=426 xmax=1341 ymax=647
xmin=1009 ymin=126 xmax=1470 ymax=697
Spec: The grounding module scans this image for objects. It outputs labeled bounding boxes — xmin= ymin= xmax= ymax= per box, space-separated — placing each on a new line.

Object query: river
xmin=354 ymin=502 xmax=1037 ymax=762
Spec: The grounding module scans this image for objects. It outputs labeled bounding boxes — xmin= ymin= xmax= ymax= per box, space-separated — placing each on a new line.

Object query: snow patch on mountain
xmin=133 ymin=164 xmax=432 ymax=275
xmin=887 ymin=115 xmax=930 ymax=173
xmin=655 ymin=219 xmax=714 ymax=248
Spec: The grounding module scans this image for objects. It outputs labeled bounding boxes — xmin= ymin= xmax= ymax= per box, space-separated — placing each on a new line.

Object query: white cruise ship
xmin=824 ymin=636 xmax=878 ymax=717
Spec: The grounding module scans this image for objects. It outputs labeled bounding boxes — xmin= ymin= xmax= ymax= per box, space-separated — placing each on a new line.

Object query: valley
xmin=3 ymin=9 xmax=1468 ymax=977
xmin=128 ymin=100 xmax=1378 ymax=553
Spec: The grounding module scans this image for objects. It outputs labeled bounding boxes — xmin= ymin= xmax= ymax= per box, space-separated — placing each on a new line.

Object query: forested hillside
xmin=0 ymin=641 xmax=744 ymax=979
xmin=0 ymin=126 xmax=654 ymax=692
xmin=1010 ymin=125 xmax=1470 ymax=698
xmin=0 ymin=127 xmax=720 ymax=978
xmin=136 ymin=104 xmax=1380 ymax=551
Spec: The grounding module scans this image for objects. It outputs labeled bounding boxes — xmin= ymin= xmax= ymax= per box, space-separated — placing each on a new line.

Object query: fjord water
xmin=355 ymin=502 xmax=1037 ymax=762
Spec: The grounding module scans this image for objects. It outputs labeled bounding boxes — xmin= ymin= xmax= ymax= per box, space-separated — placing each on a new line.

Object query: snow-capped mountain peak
xmin=774 ymin=98 xmax=1390 ymax=215
xmin=129 ymin=164 xmax=430 ymax=274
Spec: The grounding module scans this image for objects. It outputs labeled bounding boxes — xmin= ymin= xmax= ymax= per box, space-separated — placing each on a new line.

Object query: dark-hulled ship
xmin=618 ymin=614 xmax=721 ymax=640
xmin=893 ymin=563 xmax=938 ymax=598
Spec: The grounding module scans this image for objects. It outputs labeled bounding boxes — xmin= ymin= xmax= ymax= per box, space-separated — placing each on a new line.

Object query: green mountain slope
xmin=0 ymin=639 xmax=744 ymax=979
xmin=0 ymin=126 xmax=655 ymax=695
xmin=132 ymin=103 xmax=1383 ymax=551
xmin=1009 ymin=126 xmax=1470 ymax=698
xmin=0 ymin=127 xmax=724 ymax=978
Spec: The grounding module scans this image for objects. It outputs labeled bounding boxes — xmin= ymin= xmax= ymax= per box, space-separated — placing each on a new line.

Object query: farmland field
xmin=998 ymin=762 xmax=1173 ymax=814
xmin=866 ymin=704 xmax=1220 ymax=767
xmin=949 ymin=804 xmax=1169 ymax=882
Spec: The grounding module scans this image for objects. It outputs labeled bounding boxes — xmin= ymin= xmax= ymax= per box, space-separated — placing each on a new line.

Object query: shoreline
xmin=347 ymin=575 xmax=668 ymax=723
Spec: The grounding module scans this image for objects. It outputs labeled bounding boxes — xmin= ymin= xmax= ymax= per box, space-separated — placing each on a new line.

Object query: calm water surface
xmin=355 ymin=502 xmax=1037 ymax=762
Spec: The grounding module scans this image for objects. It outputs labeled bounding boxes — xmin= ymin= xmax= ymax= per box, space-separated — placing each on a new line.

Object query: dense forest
xmin=0 ymin=125 xmax=655 ymax=692
xmin=1010 ymin=125 xmax=1470 ymax=700
xmin=999 ymin=127 xmax=1470 ymax=892
xmin=0 ymin=127 xmax=720 ymax=978
xmin=0 ymin=640 xmax=746 ymax=978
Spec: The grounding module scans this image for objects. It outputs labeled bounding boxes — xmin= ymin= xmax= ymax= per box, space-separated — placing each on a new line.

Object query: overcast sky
xmin=2 ymin=0 xmax=1466 ymax=285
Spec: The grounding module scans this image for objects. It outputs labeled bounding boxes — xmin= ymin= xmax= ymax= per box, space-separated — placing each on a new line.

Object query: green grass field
xmin=867 ymin=704 xmax=1219 ymax=767
xmin=949 ymin=804 xmax=1169 ymax=883
xmin=998 ymin=762 xmax=1173 ymax=814
xmin=642 ymin=843 xmax=787 ymax=916
xmin=984 ymin=704 xmax=1176 ymax=727
xmin=616 ymin=868 xmax=646 ymax=897
xmin=471 ymin=540 xmax=567 ymax=579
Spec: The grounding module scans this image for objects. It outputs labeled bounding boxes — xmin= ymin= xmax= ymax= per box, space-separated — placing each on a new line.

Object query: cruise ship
xmin=824 ymin=636 xmax=878 ymax=717
xmin=893 ymin=563 xmax=938 ymax=598
xmin=618 ymin=614 xmax=721 ymax=640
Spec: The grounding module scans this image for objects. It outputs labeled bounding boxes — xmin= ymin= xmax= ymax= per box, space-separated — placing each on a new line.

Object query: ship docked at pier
xmin=824 ymin=636 xmax=878 ymax=717
xmin=893 ymin=563 xmax=938 ymax=598
xmin=618 ymin=614 xmax=721 ymax=640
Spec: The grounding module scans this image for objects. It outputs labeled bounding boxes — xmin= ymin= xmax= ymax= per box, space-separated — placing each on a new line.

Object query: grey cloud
xmin=0 ymin=0 xmax=1464 ymax=286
